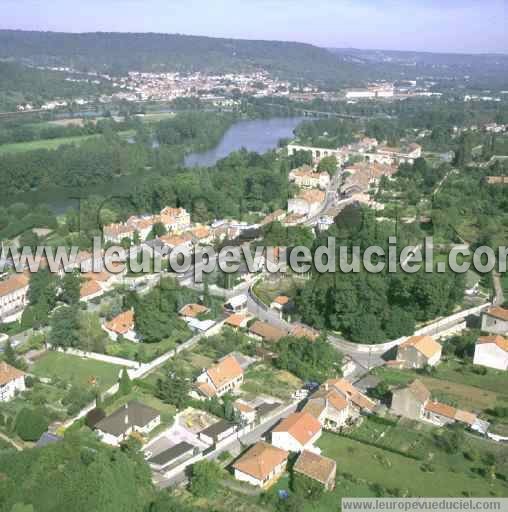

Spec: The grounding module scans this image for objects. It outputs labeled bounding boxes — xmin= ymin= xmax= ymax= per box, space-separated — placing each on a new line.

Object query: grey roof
xmin=148 ymin=441 xmax=195 ymax=466
xmin=198 ymin=419 xmax=235 ymax=440
xmin=36 ymin=432 xmax=63 ymax=448
xmin=96 ymin=401 xmax=160 ymax=437
xmin=255 ymin=402 xmax=281 ymax=418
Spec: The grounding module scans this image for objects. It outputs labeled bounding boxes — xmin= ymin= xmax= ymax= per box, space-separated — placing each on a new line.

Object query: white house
xmin=0 ymin=362 xmax=26 ymax=402
xmin=0 ymin=273 xmax=30 ymax=323
xmin=481 ymin=307 xmax=508 ymax=335
xmin=289 ymin=166 xmax=331 ymax=190
xmin=195 ymin=354 xmax=244 ymax=398
xmin=95 ymin=401 xmax=161 ymax=446
xmin=233 ymin=441 xmax=288 ymax=488
xmin=474 ymin=336 xmax=508 ymax=371
xmin=224 ymin=295 xmax=248 ymax=314
xmin=103 ymin=310 xmax=137 ymax=342
xmin=271 ymin=411 xmax=322 ymax=452
xmin=303 ymin=387 xmax=350 ymax=431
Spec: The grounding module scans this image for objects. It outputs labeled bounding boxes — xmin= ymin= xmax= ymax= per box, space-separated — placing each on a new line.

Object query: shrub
xmin=15 ymin=408 xmax=49 ymax=441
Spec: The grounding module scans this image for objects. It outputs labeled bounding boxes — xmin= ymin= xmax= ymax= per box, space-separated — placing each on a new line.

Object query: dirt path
xmin=0 ymin=432 xmax=23 ymax=451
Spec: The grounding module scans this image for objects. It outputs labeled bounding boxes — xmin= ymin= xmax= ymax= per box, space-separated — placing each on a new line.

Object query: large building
xmin=0 ymin=273 xmax=30 ymax=323
xmin=289 ymin=166 xmax=331 ymax=190
xmin=481 ymin=307 xmax=508 ymax=335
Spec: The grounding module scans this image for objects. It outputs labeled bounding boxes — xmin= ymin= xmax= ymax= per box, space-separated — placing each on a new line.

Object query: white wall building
xmin=0 ymin=362 xmax=26 ymax=402
xmin=0 ymin=274 xmax=30 ymax=323
xmin=271 ymin=412 xmax=322 ymax=453
xmin=474 ymin=336 xmax=508 ymax=371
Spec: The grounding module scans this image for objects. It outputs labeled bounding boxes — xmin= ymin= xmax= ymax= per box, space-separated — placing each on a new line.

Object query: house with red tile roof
xmin=293 ymin=450 xmax=337 ymax=491
xmin=481 ymin=307 xmax=508 ymax=335
xmin=103 ymin=310 xmax=137 ymax=341
xmin=396 ymin=335 xmax=442 ymax=369
xmin=233 ymin=441 xmax=288 ymax=488
xmin=303 ymin=386 xmax=350 ymax=431
xmin=0 ymin=273 xmax=30 ymax=323
xmin=195 ymin=354 xmax=244 ymax=398
xmin=271 ymin=411 xmax=322 ymax=452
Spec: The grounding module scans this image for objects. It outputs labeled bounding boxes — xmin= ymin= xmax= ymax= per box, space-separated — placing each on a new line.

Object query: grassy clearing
xmin=31 ymin=351 xmax=122 ymax=391
xmin=241 ymin=364 xmax=302 ymax=400
xmin=252 ymin=276 xmax=305 ymax=307
xmin=105 ymin=336 xmax=181 ymax=363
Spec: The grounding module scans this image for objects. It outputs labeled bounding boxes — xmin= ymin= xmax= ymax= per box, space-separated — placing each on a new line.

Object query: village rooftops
xmin=248 ymin=321 xmax=287 ymax=343
xmin=224 ymin=313 xmax=251 ymax=329
xmin=232 ymin=441 xmax=288 ymax=481
xmin=95 ymin=401 xmax=160 ymax=437
xmin=477 ymin=335 xmax=508 ymax=352
xmin=407 ymin=379 xmax=431 ymax=403
xmin=425 ymin=400 xmax=457 ymax=419
xmin=0 ymin=274 xmax=29 ymax=297
xmin=0 ymin=361 xmax=25 ymax=386
xmin=198 ymin=419 xmax=235 ymax=440
xmin=293 ymin=450 xmax=336 ymax=486
xmin=104 ymin=310 xmax=135 ymax=335
xmin=485 ymin=307 xmax=508 ymax=321
xmin=399 ymin=335 xmax=442 ymax=359
xmin=272 ymin=412 xmax=321 ymax=446
xmin=326 ymin=378 xmax=376 ymax=412
xmin=80 ymin=280 xmax=103 ymax=299
xmin=147 ymin=441 xmax=195 ymax=467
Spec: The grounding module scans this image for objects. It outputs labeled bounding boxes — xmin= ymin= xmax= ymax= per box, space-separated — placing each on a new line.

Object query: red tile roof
xmin=273 ymin=412 xmax=321 ymax=446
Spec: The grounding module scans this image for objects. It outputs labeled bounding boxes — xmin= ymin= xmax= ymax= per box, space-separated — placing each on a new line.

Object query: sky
xmin=0 ymin=0 xmax=506 ymax=54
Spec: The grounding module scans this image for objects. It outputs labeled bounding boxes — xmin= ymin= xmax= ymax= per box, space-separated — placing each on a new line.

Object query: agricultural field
xmin=0 ymin=133 xmax=101 ymax=154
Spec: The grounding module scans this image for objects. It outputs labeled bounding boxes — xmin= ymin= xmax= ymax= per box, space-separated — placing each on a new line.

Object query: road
xmin=0 ymin=432 xmax=23 ymax=451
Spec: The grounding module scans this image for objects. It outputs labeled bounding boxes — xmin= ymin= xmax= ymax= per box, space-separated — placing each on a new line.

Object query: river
xmin=184 ymin=116 xmax=304 ymax=167
xmin=3 ymin=116 xmax=305 ymax=214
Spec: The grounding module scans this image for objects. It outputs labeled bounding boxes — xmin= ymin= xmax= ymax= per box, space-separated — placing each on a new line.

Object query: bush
xmin=15 ymin=408 xmax=49 ymax=441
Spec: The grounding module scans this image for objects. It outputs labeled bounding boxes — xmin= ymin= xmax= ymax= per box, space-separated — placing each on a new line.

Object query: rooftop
xmin=273 ymin=412 xmax=321 ymax=445
xmin=104 ymin=310 xmax=135 ymax=335
xmin=294 ymin=450 xmax=336 ymax=485
xmin=147 ymin=441 xmax=195 ymax=466
xmin=206 ymin=355 xmax=243 ymax=390
xmin=232 ymin=441 xmax=288 ymax=481
xmin=400 ymin=335 xmax=442 ymax=359
xmin=95 ymin=401 xmax=160 ymax=437
xmin=249 ymin=321 xmax=287 ymax=343
xmin=477 ymin=335 xmax=508 ymax=352
xmin=486 ymin=307 xmax=508 ymax=322
xmin=0 ymin=361 xmax=25 ymax=386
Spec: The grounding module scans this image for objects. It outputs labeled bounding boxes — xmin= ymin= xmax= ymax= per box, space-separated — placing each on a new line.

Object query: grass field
xmin=241 ymin=364 xmax=302 ymax=400
xmin=31 ymin=351 xmax=122 ymax=391
xmin=105 ymin=336 xmax=180 ymax=363
xmin=0 ymin=134 xmax=101 ymax=154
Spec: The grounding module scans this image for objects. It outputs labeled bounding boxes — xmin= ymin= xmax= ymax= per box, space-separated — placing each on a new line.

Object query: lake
xmin=2 ymin=116 xmax=305 ymax=214
xmin=184 ymin=116 xmax=305 ymax=167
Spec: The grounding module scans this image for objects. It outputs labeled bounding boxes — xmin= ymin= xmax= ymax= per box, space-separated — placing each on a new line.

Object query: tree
xmin=317 ymin=155 xmax=338 ymax=175
xmin=15 ymin=407 xmax=49 ymax=442
xmin=155 ymin=370 xmax=190 ymax=409
xmin=3 ymin=340 xmax=24 ymax=370
xmin=188 ymin=460 xmax=221 ymax=497
xmin=60 ymin=271 xmax=81 ymax=305
xmin=118 ymin=368 xmax=132 ymax=396
xmin=48 ymin=306 xmax=80 ymax=349
xmin=149 ymin=222 xmax=167 ymax=239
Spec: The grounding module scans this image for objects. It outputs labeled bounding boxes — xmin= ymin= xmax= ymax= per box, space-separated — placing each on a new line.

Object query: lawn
xmin=105 ymin=337 xmax=180 ymax=363
xmin=0 ymin=134 xmax=101 ymax=154
xmin=31 ymin=351 xmax=122 ymax=391
xmin=315 ymin=432 xmax=507 ymax=498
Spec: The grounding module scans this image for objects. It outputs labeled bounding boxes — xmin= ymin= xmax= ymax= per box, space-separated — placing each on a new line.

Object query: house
xmin=303 ymin=387 xmax=350 ymax=431
xmin=271 ymin=411 xmax=322 ymax=452
xmin=396 ymin=335 xmax=442 ymax=369
xmin=80 ymin=280 xmax=104 ymax=302
xmin=473 ymin=335 xmax=508 ymax=371
xmin=288 ymin=189 xmax=326 ymax=218
xmin=159 ymin=207 xmax=191 ymax=232
xmin=224 ymin=313 xmax=252 ymax=330
xmin=179 ymin=303 xmax=210 ymax=319
xmin=391 ymin=380 xmax=490 ymax=434
xmin=103 ymin=222 xmax=135 ymax=244
xmin=260 ymin=209 xmax=287 ymax=227
xmin=232 ymin=441 xmax=288 ymax=488
xmin=289 ymin=166 xmax=331 ymax=190
xmin=0 ymin=273 xmax=30 ymax=323
xmin=224 ymin=295 xmax=248 ymax=314
xmin=147 ymin=441 xmax=197 ymax=472
xmin=481 ymin=307 xmax=508 ymax=335
xmin=103 ymin=310 xmax=137 ymax=342
xmin=324 ymin=378 xmax=377 ymax=414
xmin=234 ymin=399 xmax=257 ymax=425
xmin=391 ymin=379 xmax=431 ymax=421
xmin=198 ymin=419 xmax=237 ymax=446
xmin=0 ymin=361 xmax=26 ymax=402
xmin=270 ymin=295 xmax=290 ymax=311
xmin=293 ymin=450 xmax=337 ymax=491
xmin=248 ymin=321 xmax=287 ymax=343
xmin=95 ymin=401 xmax=161 ymax=446
xmin=191 ymin=225 xmax=213 ymax=245
xmin=196 ymin=354 xmax=244 ymax=398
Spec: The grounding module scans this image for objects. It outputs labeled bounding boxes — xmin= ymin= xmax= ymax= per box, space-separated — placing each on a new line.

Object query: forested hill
xmin=0 ymin=30 xmax=369 ymax=87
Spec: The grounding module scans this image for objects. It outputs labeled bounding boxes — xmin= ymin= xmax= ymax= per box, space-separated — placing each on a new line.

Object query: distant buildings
xmin=289 ymin=166 xmax=331 ymax=190
xmin=288 ymin=189 xmax=326 ymax=218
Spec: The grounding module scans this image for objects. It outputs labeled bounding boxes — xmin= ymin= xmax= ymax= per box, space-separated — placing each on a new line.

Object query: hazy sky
xmin=0 ymin=0 xmax=506 ymax=54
